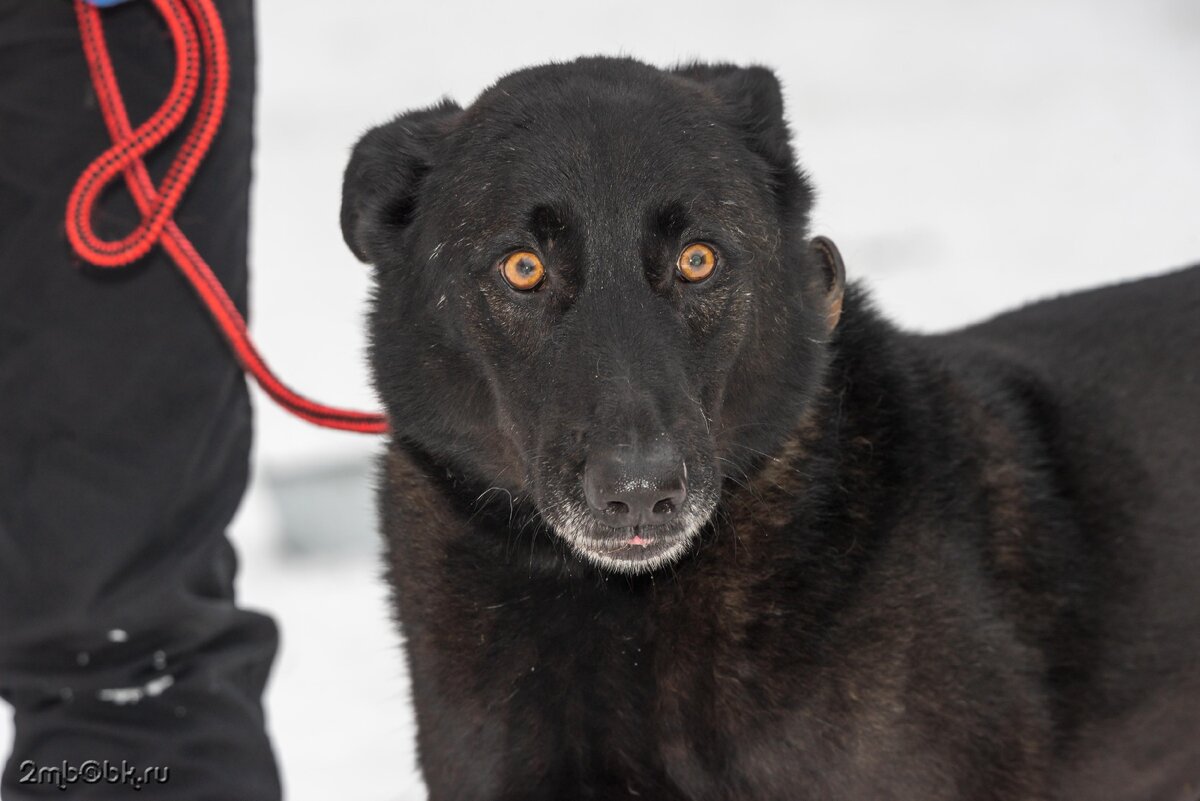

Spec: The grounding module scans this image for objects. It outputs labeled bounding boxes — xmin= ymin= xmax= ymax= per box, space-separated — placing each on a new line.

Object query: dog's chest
xmin=464 ymin=573 xmax=853 ymax=798
xmin=479 ymin=580 xmax=678 ymax=787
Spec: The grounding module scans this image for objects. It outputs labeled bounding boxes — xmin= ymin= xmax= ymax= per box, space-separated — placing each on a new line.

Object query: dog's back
xmin=936 ymin=264 xmax=1200 ymax=801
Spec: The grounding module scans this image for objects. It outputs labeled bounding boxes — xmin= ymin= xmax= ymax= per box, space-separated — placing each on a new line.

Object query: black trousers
xmin=0 ymin=1 xmax=280 ymax=798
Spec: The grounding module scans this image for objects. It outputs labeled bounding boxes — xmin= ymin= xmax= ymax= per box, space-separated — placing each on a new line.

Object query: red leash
xmin=66 ymin=0 xmax=389 ymax=435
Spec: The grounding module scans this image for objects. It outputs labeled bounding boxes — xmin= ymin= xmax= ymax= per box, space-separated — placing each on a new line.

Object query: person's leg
xmin=0 ymin=1 xmax=280 ymax=798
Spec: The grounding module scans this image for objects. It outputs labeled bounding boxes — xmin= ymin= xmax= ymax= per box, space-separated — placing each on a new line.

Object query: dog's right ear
xmin=340 ymin=99 xmax=462 ymax=264
xmin=810 ymin=236 xmax=846 ymax=333
xmin=670 ymin=63 xmax=807 ymax=215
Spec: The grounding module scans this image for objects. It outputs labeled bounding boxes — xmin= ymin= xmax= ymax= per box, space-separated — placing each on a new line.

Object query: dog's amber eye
xmin=677 ymin=243 xmax=717 ymax=283
xmin=500 ymin=251 xmax=545 ymax=291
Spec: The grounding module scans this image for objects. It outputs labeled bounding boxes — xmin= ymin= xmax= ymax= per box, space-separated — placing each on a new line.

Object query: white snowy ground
xmin=3 ymin=0 xmax=1199 ymax=798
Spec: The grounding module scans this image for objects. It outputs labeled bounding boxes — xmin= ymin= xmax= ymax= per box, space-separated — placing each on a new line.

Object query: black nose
xmin=583 ymin=443 xmax=688 ymax=527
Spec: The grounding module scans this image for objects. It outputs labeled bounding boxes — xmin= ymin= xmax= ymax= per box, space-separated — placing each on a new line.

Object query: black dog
xmin=340 ymin=57 xmax=1200 ymax=800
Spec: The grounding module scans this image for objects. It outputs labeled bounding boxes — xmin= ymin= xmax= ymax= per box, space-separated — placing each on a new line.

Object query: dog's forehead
xmin=439 ymin=81 xmax=761 ymax=235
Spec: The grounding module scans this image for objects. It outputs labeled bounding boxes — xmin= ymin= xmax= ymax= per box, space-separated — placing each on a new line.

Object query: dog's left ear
xmin=810 ymin=236 xmax=846 ymax=332
xmin=671 ymin=64 xmax=804 ymax=209
xmin=340 ymin=99 xmax=462 ymax=264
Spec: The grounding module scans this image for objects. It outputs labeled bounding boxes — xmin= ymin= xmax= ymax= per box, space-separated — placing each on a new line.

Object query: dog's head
xmin=343 ymin=58 xmax=844 ymax=573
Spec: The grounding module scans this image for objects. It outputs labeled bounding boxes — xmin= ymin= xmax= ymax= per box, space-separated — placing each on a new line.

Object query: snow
xmin=3 ymin=0 xmax=1198 ymax=799
xmin=96 ymin=675 xmax=176 ymax=707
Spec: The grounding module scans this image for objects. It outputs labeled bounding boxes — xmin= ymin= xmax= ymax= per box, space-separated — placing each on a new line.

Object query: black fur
xmin=342 ymin=57 xmax=1200 ymax=800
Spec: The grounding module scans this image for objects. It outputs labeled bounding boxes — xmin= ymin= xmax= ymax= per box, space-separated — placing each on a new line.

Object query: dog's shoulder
xmin=910 ymin=266 xmax=1200 ymax=789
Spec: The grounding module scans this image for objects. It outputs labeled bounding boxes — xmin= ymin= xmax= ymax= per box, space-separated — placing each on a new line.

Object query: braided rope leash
xmin=67 ymin=0 xmax=388 ymax=434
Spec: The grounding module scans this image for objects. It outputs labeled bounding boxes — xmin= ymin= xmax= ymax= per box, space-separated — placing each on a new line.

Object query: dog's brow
xmin=527 ymin=204 xmax=567 ymax=240
xmin=650 ymin=201 xmax=691 ymax=238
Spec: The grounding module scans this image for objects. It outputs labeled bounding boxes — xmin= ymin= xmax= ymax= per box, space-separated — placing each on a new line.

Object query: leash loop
xmin=66 ymin=0 xmax=388 ymax=434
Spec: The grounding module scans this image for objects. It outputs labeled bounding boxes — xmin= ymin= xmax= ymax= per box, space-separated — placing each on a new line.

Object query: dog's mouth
xmin=536 ymin=489 xmax=717 ymax=574
xmin=571 ymin=524 xmax=696 ymax=571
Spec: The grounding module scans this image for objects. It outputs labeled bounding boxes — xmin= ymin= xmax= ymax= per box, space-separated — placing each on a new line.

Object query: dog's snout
xmin=583 ymin=443 xmax=687 ymax=527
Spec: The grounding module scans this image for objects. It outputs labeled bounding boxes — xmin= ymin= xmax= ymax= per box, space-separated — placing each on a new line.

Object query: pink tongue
xmin=629 ymin=534 xmax=652 ymax=547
